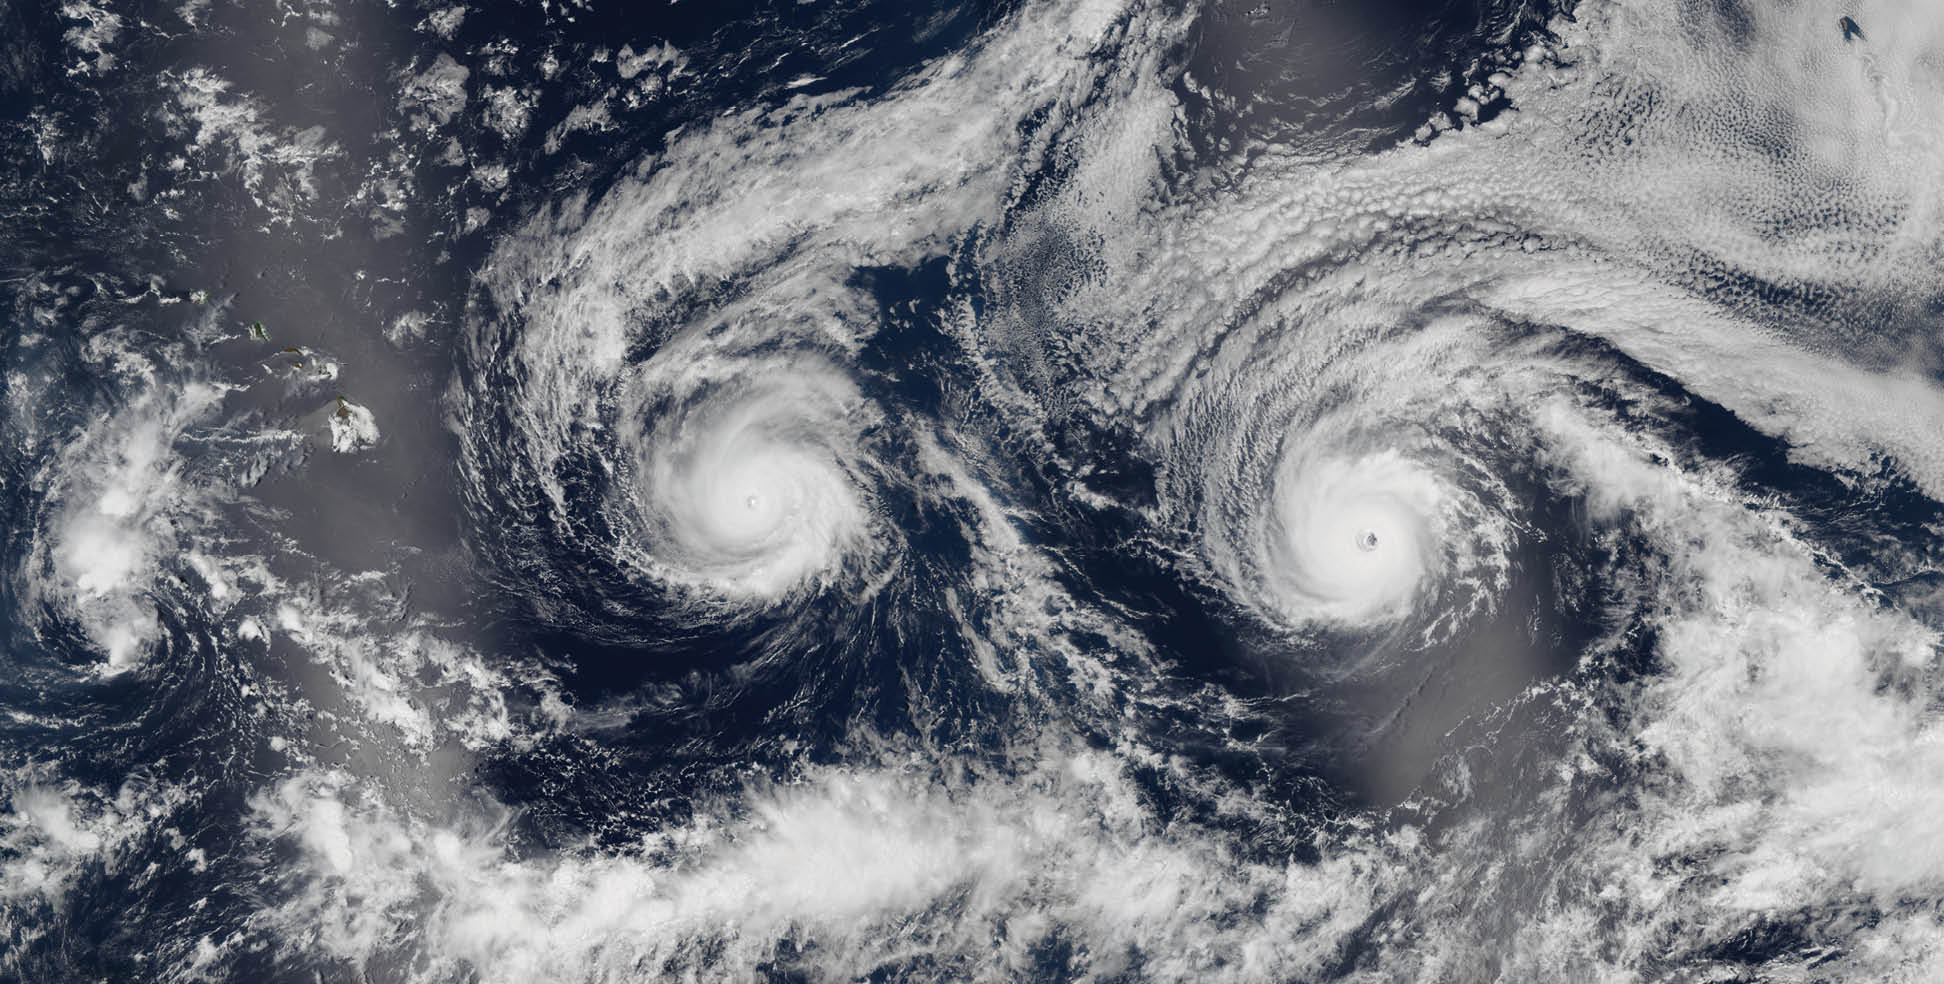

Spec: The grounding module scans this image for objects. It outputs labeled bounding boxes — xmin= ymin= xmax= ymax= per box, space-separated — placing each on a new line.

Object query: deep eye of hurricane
xmin=1263 ymin=448 xmax=1446 ymax=627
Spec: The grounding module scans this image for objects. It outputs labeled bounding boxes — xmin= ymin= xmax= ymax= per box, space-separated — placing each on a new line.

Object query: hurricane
xmin=6 ymin=0 xmax=1944 ymax=981
xmin=619 ymin=353 xmax=880 ymax=599
xmin=462 ymin=328 xmax=888 ymax=609
xmin=1189 ymin=322 xmax=1524 ymax=643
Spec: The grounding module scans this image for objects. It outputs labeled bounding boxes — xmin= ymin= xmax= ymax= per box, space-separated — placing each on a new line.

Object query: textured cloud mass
xmin=5 ymin=0 xmax=1943 ymax=981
